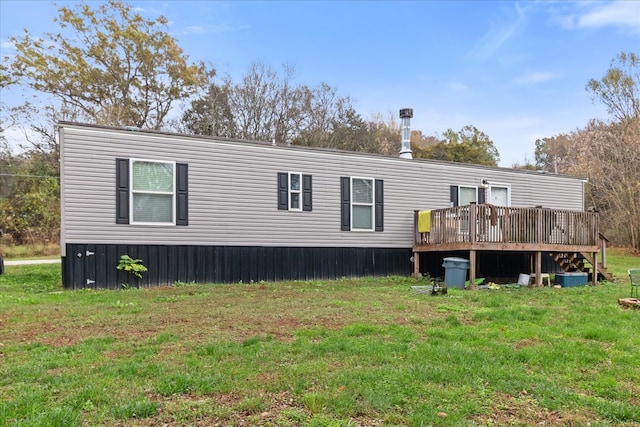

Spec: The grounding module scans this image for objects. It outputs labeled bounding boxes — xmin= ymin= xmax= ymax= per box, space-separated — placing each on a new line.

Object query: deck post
xmin=413 ymin=210 xmax=419 ymax=246
xmin=592 ymin=251 xmax=598 ymax=285
xmin=469 ymin=250 xmax=477 ymax=290
xmin=469 ymin=202 xmax=477 ymax=244
xmin=413 ymin=251 xmax=420 ymax=278
xmin=534 ymin=251 xmax=542 ymax=287
xmin=535 ymin=206 xmax=543 ymax=245
xmin=600 ymin=235 xmax=607 ymax=269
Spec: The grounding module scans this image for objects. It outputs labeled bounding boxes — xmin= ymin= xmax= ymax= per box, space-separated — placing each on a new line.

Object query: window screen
xmin=352 ymin=178 xmax=374 ymax=230
xmin=131 ymin=160 xmax=175 ymax=223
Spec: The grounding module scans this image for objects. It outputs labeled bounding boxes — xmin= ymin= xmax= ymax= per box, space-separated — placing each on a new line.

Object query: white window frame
xmin=288 ymin=172 xmax=302 ymax=211
xmin=487 ymin=183 xmax=511 ymax=207
xmin=457 ymin=185 xmax=478 ymax=236
xmin=351 ymin=176 xmax=375 ymax=231
xmin=459 ymin=185 xmax=478 ymax=205
xmin=130 ymin=159 xmax=176 ymax=225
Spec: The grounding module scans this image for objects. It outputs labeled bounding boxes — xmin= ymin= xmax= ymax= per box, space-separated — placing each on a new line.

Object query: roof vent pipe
xmin=399 ymin=108 xmax=413 ymax=159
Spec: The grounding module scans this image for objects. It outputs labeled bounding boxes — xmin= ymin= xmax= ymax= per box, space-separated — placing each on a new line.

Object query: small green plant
xmin=173 ymin=280 xmax=196 ymax=287
xmin=116 ymin=254 xmax=148 ymax=279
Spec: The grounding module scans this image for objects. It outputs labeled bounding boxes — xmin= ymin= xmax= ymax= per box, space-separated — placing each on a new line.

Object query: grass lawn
xmin=0 ymin=252 xmax=639 ymax=426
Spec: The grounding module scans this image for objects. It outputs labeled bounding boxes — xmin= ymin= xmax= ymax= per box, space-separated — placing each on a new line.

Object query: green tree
xmin=417 ymin=125 xmax=499 ymax=166
xmin=180 ymin=67 xmax=235 ymax=138
xmin=410 ymin=130 xmax=440 ymax=159
xmin=0 ymin=149 xmax=60 ymax=245
xmin=534 ymin=134 xmax=574 ymax=174
xmin=0 ymin=102 xmax=72 ymax=245
xmin=326 ymin=108 xmax=373 ymax=152
xmin=7 ymin=0 xmax=203 ymax=129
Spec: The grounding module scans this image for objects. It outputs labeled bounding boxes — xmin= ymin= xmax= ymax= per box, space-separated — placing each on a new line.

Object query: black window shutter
xmin=277 ymin=172 xmax=288 ymax=210
xmin=450 ymin=185 xmax=459 ymax=207
xmin=115 ymin=158 xmax=129 ymax=224
xmin=375 ymin=179 xmax=384 ymax=232
xmin=302 ymin=174 xmax=312 ymax=211
xmin=340 ymin=177 xmax=350 ymax=231
xmin=478 ymin=187 xmax=486 ymax=204
xmin=176 ymin=163 xmax=188 ymax=226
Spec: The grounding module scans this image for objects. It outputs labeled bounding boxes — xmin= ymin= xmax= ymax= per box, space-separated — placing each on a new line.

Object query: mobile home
xmin=58 ymin=122 xmax=601 ymax=289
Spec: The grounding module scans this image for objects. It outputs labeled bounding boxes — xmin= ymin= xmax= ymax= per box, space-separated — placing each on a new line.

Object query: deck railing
xmin=415 ymin=204 xmax=599 ymax=248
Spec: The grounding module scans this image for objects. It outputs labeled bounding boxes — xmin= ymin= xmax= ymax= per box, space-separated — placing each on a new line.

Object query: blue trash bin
xmin=442 ymin=257 xmax=469 ymax=289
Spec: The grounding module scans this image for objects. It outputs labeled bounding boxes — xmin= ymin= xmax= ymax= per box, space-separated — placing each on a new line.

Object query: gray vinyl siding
xmin=59 ymin=123 xmax=585 ymax=252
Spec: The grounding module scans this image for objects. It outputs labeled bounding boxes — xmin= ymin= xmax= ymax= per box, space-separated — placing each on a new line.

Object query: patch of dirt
xmin=115 ymin=391 xmax=306 ymax=427
xmin=513 ymin=338 xmax=540 ymax=349
xmin=472 ymin=391 xmax=599 ymax=426
xmin=116 ymin=390 xmax=389 ymax=427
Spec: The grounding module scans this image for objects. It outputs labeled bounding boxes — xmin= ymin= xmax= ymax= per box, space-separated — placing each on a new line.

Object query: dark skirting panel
xmin=62 ymin=244 xmax=414 ymax=289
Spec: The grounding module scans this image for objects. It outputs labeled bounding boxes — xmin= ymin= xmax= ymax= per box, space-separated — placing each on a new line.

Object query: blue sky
xmin=1 ymin=0 xmax=639 ymax=166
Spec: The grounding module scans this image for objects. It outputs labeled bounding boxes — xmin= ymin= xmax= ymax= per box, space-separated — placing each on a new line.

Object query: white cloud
xmin=174 ymin=23 xmax=247 ymax=36
xmin=208 ymin=24 xmax=235 ymax=33
xmin=513 ymin=71 xmax=561 ymax=85
xmin=554 ymin=1 xmax=640 ymax=33
xmin=578 ymin=0 xmax=640 ymax=31
xmin=449 ymin=82 xmax=468 ymax=92
xmin=468 ymin=3 xmax=532 ymax=60
xmin=186 ymin=26 xmax=206 ymax=34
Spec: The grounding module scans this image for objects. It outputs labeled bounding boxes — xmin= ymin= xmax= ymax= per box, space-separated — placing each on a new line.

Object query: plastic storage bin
xmin=556 ymin=272 xmax=588 ymax=287
xmin=442 ymin=257 xmax=470 ymax=289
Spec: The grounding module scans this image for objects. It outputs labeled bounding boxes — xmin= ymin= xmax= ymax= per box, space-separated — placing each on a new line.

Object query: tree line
xmin=534 ymin=53 xmax=639 ymax=250
xmin=0 ymin=1 xmax=638 ymax=249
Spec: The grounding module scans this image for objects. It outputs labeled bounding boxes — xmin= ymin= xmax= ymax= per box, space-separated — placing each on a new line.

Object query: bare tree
xmin=572 ymin=119 xmax=640 ymax=249
xmin=237 ymin=62 xmax=309 ymax=143
xmin=368 ymin=112 xmax=400 ymax=156
xmin=587 ymin=52 xmax=639 ymax=122
xmin=183 ymin=62 xmax=359 ymax=149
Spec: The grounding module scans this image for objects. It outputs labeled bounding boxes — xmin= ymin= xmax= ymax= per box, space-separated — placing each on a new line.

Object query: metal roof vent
xmin=399 ymin=108 xmax=413 ymax=159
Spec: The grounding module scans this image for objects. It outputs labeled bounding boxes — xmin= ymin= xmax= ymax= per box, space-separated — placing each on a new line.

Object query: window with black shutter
xmin=341 ymin=176 xmax=383 ymax=232
xmin=115 ymin=158 xmax=188 ymax=226
xmin=277 ymin=172 xmax=312 ymax=211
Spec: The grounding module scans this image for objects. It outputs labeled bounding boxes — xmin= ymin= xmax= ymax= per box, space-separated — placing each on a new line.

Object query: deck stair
xmin=550 ymin=252 xmax=613 ymax=281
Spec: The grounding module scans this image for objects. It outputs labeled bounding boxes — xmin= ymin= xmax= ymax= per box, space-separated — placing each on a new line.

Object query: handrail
xmin=415 ymin=204 xmax=599 ymax=247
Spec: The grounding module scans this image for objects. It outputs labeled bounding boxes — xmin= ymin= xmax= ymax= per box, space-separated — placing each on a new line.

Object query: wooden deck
xmin=413 ymin=204 xmax=603 ymax=287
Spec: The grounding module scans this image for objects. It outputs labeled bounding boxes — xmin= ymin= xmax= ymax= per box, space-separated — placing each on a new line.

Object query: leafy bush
xmin=116 ymin=255 xmax=148 ymax=279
